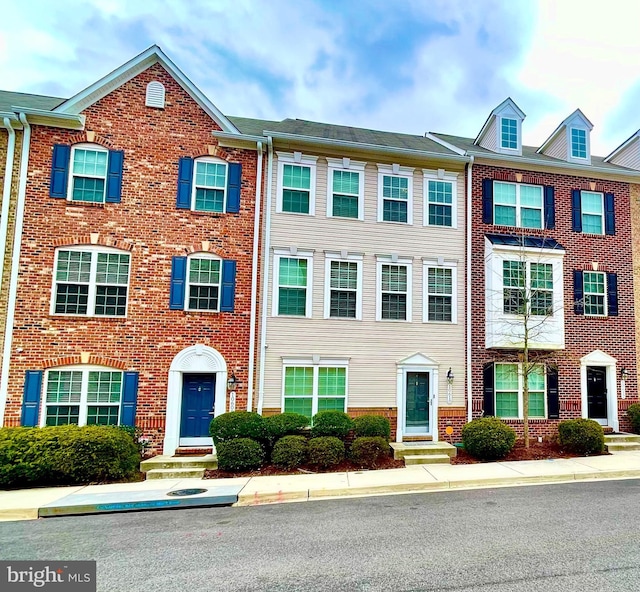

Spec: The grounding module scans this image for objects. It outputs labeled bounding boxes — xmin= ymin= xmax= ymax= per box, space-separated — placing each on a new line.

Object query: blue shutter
xmin=226 ymin=163 xmax=242 ymax=213
xmin=482 ymin=178 xmax=493 ymax=224
xmin=176 ymin=157 xmax=194 ymax=209
xmin=169 ymin=256 xmax=187 ymax=310
xmin=21 ymin=371 xmax=43 ymax=427
xmin=544 ymin=186 xmax=555 ymax=230
xmin=483 ymin=363 xmax=495 ymax=417
xmin=50 ymin=144 xmax=70 ymax=198
xmin=571 ymin=189 xmax=582 ymax=232
xmin=105 ymin=149 xmax=124 ymax=203
xmin=574 ymin=270 xmax=584 ymax=315
xmin=607 ymin=272 xmax=618 ymax=316
xmin=120 ymin=372 xmax=139 ymax=427
xmin=604 ymin=192 xmax=615 ymax=235
xmin=546 ymin=366 xmax=559 ymax=420
xmin=220 ymin=259 xmax=237 ymax=312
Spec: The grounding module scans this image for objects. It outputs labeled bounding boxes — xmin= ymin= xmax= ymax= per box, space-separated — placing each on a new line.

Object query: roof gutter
xmin=11 ymin=106 xmax=84 ymax=130
xmin=212 ymin=131 xmax=267 ymax=145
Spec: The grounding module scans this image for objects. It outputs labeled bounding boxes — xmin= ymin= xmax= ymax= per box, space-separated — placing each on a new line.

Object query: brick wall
xmin=2 ymin=64 xmax=260 ymax=454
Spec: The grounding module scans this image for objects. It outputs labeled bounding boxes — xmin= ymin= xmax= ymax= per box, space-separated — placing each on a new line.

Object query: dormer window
xmin=571 ymin=128 xmax=587 ymax=159
xmin=501 ymin=118 xmax=518 ymax=150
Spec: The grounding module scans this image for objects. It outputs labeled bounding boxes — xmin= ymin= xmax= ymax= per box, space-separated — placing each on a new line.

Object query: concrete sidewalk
xmin=3 ymin=452 xmax=640 ymax=521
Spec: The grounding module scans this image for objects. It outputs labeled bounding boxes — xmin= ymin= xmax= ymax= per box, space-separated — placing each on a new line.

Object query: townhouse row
xmin=1 ymin=46 xmax=639 ymax=455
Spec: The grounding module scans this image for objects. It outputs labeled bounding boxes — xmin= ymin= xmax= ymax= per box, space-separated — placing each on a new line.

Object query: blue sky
xmin=2 ymin=0 xmax=640 ymax=154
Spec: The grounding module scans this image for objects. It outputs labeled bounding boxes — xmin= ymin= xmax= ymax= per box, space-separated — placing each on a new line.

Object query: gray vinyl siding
xmin=478 ymin=118 xmax=498 ymax=152
xmin=260 ymin=152 xmax=466 ymax=411
xmin=609 ymin=140 xmax=640 ymax=170
xmin=545 ymin=132 xmax=568 ymax=160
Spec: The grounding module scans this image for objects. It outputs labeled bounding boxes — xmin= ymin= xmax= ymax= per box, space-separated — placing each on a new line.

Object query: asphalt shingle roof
xmin=0 ymin=90 xmax=65 ymax=113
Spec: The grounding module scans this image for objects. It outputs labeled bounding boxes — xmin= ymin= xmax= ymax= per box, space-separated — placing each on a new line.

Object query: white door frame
xmin=580 ymin=349 xmax=618 ymax=432
xmin=396 ymin=353 xmax=439 ymax=443
xmin=163 ymin=344 xmax=227 ymax=455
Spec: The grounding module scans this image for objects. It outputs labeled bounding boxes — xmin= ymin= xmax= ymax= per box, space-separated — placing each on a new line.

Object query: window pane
xmin=521 ymin=208 xmax=542 ymax=229
xmin=494 ymin=182 xmax=517 ymax=205
xmin=330 ymin=291 xmax=357 ymax=318
xmin=582 ymin=192 xmax=603 ymax=214
xmin=317 ymin=398 xmax=345 ymax=412
xmin=582 ymin=213 xmax=603 ymax=234
xmin=520 ymin=185 xmax=543 ymax=208
xmin=46 ymin=405 xmax=80 ymax=426
xmin=428 ymin=180 xmax=452 ymax=204
xmin=47 ymin=371 xmax=82 ymax=403
xmin=72 ymin=149 xmax=107 ymax=176
xmin=86 ymin=406 xmax=120 ymax=425
xmin=333 ymin=170 xmax=359 ymax=195
xmin=571 ymin=128 xmax=587 ymax=158
xmin=278 ymin=288 xmax=306 ymax=315
xmin=55 ymin=284 xmax=89 ymax=314
xmin=72 ymin=177 xmax=106 ymax=203
xmin=195 ymin=161 xmax=226 ymax=188
xmin=284 ymin=397 xmax=312 ymax=417
xmin=283 ymin=164 xmax=311 ymax=190
xmin=56 ymin=250 xmax=92 ymax=283
xmin=331 ymin=261 xmax=357 ymax=290
xmin=284 ymin=367 xmax=313 ymax=396
xmin=528 ymin=366 xmax=545 ymax=391
xmin=383 ymin=199 xmax=407 ymax=222
xmin=330 ymin=261 xmax=358 ymax=318
xmin=279 ymin=258 xmax=307 ymax=287
xmin=96 ymin=253 xmax=129 ymax=284
xmin=195 ymin=188 xmax=224 ymax=212
xmin=501 ymin=118 xmax=518 ymax=149
xmin=496 ymin=392 xmax=518 ymax=417
xmin=87 ymin=371 xmax=122 ymax=403
xmin=189 ymin=258 xmax=221 ymax=285
xmin=282 ymin=189 xmax=310 ymax=214
xmin=495 ymin=205 xmax=516 ymax=226
xmin=495 ymin=364 xmax=519 ymax=390
xmin=382 ymin=265 xmax=407 ymax=292
xmin=528 ymin=392 xmax=545 ymax=418
xmin=429 ymin=204 xmax=452 ymax=227
xmin=382 ymin=176 xmax=408 ymax=200
xmin=189 ymin=285 xmax=219 ymax=310
xmin=333 ymin=194 xmax=359 ymax=218
xmin=584 ymin=272 xmax=605 ymax=315
xmin=318 ymin=367 xmax=346 ymax=397
xmin=382 ymin=294 xmax=407 ymax=320
xmin=428 ymin=267 xmax=452 ymax=322
xmin=95 ymin=286 xmax=127 ymax=316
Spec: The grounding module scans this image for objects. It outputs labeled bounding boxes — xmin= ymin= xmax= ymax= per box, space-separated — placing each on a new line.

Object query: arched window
xmin=145 ymin=81 xmax=165 ymax=108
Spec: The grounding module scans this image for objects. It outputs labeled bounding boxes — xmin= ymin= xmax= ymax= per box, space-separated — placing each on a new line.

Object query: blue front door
xmin=180 ymin=374 xmax=215 ymax=438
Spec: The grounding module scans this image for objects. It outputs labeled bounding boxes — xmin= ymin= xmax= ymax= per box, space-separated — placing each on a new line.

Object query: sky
xmin=2 ymin=0 xmax=640 ymax=155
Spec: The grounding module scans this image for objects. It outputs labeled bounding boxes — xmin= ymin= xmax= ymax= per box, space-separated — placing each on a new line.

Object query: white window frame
xmin=494 ymin=362 xmax=547 ymax=420
xmin=281 ymin=357 xmax=349 ymax=418
xmin=493 ymin=181 xmax=544 ymax=229
xmin=326 ymin=157 xmax=366 ymax=220
xmin=191 ymin=156 xmax=228 ymax=213
xmin=67 ymin=143 xmax=109 ymax=204
xmin=567 ymin=126 xmax=591 ymax=163
xmin=570 ymin=127 xmax=588 ymax=160
xmin=185 ymin=253 xmax=223 ymax=313
xmin=276 ymin=152 xmax=318 ymax=215
xmin=583 ymin=271 xmax=608 ymax=318
xmin=423 ymin=169 xmax=458 ymax=229
xmin=581 ymin=191 xmax=604 ymax=235
xmin=272 ymin=248 xmax=314 ymax=318
xmin=499 ymin=117 xmax=519 ymax=151
xmin=50 ymin=245 xmax=131 ymax=318
xmin=39 ymin=365 xmax=124 ymax=427
xmin=376 ymin=255 xmax=413 ymax=322
xmin=323 ymin=251 xmax=363 ymax=320
xmin=377 ymin=163 xmax=414 ymax=225
xmin=501 ymin=259 xmax=554 ymax=317
xmin=422 ymin=258 xmax=457 ymax=324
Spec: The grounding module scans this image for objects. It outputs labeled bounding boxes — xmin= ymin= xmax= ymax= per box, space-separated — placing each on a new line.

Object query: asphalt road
xmin=2 ymin=480 xmax=640 ymax=591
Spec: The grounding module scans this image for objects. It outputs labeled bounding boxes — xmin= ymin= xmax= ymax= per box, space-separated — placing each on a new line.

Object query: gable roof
xmin=604 ymin=129 xmax=640 ymax=163
xmin=474 ymin=97 xmax=525 ymax=146
xmin=0 ymin=91 xmax=64 ymax=113
xmin=54 ymin=45 xmax=239 ymax=133
xmin=537 ymin=108 xmax=594 ymax=154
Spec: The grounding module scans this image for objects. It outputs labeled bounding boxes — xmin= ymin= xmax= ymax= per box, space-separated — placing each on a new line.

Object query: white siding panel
xmin=545 ymin=132 xmax=567 ymax=160
xmin=610 ymin=139 xmax=640 ymax=170
xmin=479 ymin=118 xmax=498 ymax=152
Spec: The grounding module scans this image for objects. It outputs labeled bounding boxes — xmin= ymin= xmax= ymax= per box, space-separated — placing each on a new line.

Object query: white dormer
xmin=474 ymin=98 xmax=525 ymax=156
xmin=537 ymin=109 xmax=593 ymax=165
xmin=604 ymin=129 xmax=640 ymax=170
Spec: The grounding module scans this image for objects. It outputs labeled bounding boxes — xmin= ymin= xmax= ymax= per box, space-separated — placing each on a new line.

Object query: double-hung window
xmin=69 ymin=145 xmax=109 ymax=203
xmin=502 ymin=260 xmax=553 ymax=316
xmin=581 ymin=191 xmax=604 ymax=234
xmin=377 ymin=257 xmax=412 ymax=321
xmin=193 ymin=159 xmax=227 ymax=212
xmin=493 ymin=182 xmax=543 ymax=229
xmin=571 ymin=128 xmax=588 ymax=159
xmin=327 ymin=158 xmax=365 ymax=219
xmin=277 ymin=152 xmax=317 ymax=215
xmin=52 ymin=246 xmax=130 ymax=317
xmin=324 ymin=253 xmax=362 ymax=320
xmin=377 ymin=164 xmax=413 ymax=224
xmin=495 ymin=363 xmax=546 ymax=419
xmin=282 ymin=361 xmax=348 ymax=419
xmin=583 ymin=271 xmax=606 ymax=316
xmin=43 ymin=367 xmax=123 ymax=426
xmin=187 ymin=255 xmax=222 ymax=311
xmin=423 ymin=261 xmax=456 ymax=323
xmin=273 ymin=250 xmax=313 ymax=317
xmin=423 ymin=170 xmax=457 ymax=228
xmin=501 ymin=118 xmax=518 ymax=150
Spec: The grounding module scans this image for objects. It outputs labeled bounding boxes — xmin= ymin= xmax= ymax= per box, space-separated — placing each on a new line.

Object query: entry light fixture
xmin=620 ymin=367 xmax=630 ymax=380
xmin=447 ymin=368 xmax=454 ymax=385
xmin=227 ymin=372 xmax=238 ymax=390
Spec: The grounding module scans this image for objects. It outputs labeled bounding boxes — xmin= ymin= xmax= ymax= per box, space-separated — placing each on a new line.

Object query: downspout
xmin=247 ymin=140 xmax=264 ymax=411
xmin=0 ymin=113 xmax=31 ymax=426
xmin=0 ymin=117 xmax=16 ymax=297
xmin=257 ymin=136 xmax=274 ymax=415
xmin=466 ymin=155 xmax=474 ymax=423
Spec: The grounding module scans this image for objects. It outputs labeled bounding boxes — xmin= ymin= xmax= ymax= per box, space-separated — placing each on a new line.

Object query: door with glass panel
xmin=405 ymin=372 xmax=430 ymax=434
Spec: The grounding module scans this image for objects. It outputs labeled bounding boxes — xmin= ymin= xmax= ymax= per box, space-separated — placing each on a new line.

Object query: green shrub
xmin=353 ymin=415 xmax=391 ymax=441
xmin=209 ymin=411 xmax=265 ymax=445
xmin=216 ymin=438 xmax=265 ymax=471
xmin=0 ymin=425 xmax=140 ymax=488
xmin=263 ymin=413 xmax=310 ymax=446
xmin=308 ymin=436 xmax=345 ymax=468
xmin=627 ymin=403 xmax=640 ymax=434
xmin=311 ymin=410 xmax=352 ymax=440
xmin=350 ymin=436 xmax=390 ymax=468
xmin=461 ymin=417 xmax=516 ymax=461
xmin=558 ymin=419 xmax=604 ymax=455
xmin=271 ymin=435 xmax=308 ymax=470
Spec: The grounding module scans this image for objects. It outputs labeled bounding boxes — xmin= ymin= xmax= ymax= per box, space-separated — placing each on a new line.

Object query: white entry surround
xmin=580 ymin=349 xmax=619 ymax=432
xmin=163 ymin=344 xmax=228 ymax=455
xmin=396 ymin=353 xmax=439 ymax=443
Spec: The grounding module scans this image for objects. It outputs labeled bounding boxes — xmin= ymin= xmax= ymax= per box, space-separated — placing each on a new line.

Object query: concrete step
xmin=605 ymin=442 xmax=640 ymax=453
xmin=146 ymin=468 xmax=206 ymax=480
xmin=140 ymin=454 xmax=217 ymax=472
xmin=604 ymin=433 xmax=640 ymax=444
xmin=403 ymin=454 xmax=451 ymax=465
xmin=390 ymin=442 xmax=457 ymax=460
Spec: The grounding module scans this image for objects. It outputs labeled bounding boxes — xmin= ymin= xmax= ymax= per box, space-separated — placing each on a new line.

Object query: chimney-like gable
xmin=474 ymin=98 xmax=525 ymax=156
xmin=537 ymin=109 xmax=593 ymax=164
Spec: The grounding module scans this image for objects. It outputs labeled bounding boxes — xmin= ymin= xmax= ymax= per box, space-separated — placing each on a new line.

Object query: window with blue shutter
xmin=21 ymin=370 xmax=43 ymax=427
xmin=546 ymin=366 xmax=559 ymax=419
xmin=571 ymin=189 xmax=582 ymax=232
xmin=483 ymin=362 xmax=495 ymax=416
xmin=106 ymin=150 xmax=124 ymax=203
xmin=482 ymin=179 xmax=493 ymax=224
xmin=169 ymin=256 xmax=187 ymax=309
xmin=120 ymin=372 xmax=139 ymax=427
xmin=50 ymin=144 xmax=71 ymax=198
xmin=544 ymin=186 xmax=555 ymax=230
xmin=220 ymin=260 xmax=237 ymax=312
xmin=226 ymin=163 xmax=242 ymax=213
xmin=604 ymin=193 xmax=615 ymax=235
xmin=607 ymin=272 xmax=618 ymax=316
xmin=176 ymin=157 xmax=194 ymax=209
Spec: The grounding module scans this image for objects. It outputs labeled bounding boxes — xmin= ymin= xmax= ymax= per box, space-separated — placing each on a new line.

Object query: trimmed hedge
xmin=558 ymin=419 xmax=604 ymax=455
xmin=461 ymin=417 xmax=516 ymax=461
xmin=263 ymin=413 xmax=310 ymax=446
xmin=308 ymin=436 xmax=345 ymax=468
xmin=311 ymin=411 xmax=352 ymax=440
xmin=216 ymin=438 xmax=265 ymax=471
xmin=353 ymin=415 xmax=391 ymax=441
xmin=0 ymin=425 xmax=140 ymax=488
xmin=627 ymin=403 xmax=640 ymax=434
xmin=350 ymin=436 xmax=389 ymax=468
xmin=209 ymin=411 xmax=265 ymax=445
xmin=271 ymin=435 xmax=308 ymax=470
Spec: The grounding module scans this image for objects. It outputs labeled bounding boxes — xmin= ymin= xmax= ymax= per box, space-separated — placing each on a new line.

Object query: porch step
xmin=146 ymin=468 xmax=206 ymax=480
xmin=604 ymin=433 xmax=640 ymax=453
xmin=402 ymin=435 xmax=433 ymax=442
xmin=174 ymin=447 xmax=213 ymax=456
xmin=404 ymin=454 xmax=451 ymax=465
xmin=140 ymin=454 xmax=218 ymax=473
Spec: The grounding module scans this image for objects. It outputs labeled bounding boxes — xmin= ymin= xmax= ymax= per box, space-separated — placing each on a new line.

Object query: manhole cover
xmin=167 ymin=488 xmax=208 ymax=497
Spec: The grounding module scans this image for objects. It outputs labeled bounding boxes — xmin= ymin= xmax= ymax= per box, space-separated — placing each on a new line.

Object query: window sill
xmin=188 ymin=210 xmax=231 ymax=217
xmin=377 ymin=220 xmax=412 ymax=226
xmin=50 ymin=314 xmax=127 ymax=320
xmin=325 ymin=316 xmax=362 ymax=321
xmin=65 ymin=201 xmax=106 ymax=208
xmin=423 ymin=320 xmax=456 ymax=325
xmin=328 ymin=215 xmax=364 ymax=222
xmin=278 ymin=210 xmax=314 ymax=217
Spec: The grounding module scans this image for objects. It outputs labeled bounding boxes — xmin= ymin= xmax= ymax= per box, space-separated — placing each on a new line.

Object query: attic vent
xmin=145 ymin=81 xmax=165 ymax=109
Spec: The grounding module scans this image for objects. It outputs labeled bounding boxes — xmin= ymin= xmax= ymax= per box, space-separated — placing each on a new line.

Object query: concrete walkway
xmin=3 ymin=452 xmax=640 ymax=521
